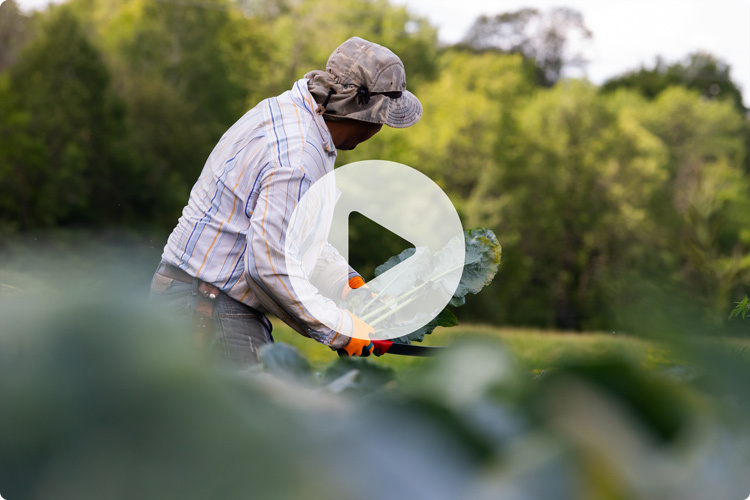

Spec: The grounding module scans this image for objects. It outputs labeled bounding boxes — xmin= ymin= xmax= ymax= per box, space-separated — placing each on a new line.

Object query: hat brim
xmin=384 ymin=90 xmax=422 ymax=128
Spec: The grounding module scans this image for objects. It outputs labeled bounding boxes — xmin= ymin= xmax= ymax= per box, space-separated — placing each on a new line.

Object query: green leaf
xmin=374 ymin=247 xmax=416 ymax=277
xmin=395 ymin=308 xmax=459 ymax=344
xmin=449 ymin=228 xmax=502 ymax=307
xmin=258 ymin=342 xmax=314 ymax=383
xmin=321 ymin=357 xmax=395 ymax=395
xmin=729 ymin=295 xmax=749 ymax=320
xmin=372 ymin=246 xmax=432 ymax=299
xmin=367 ymin=227 xmax=501 ymax=342
xmin=373 ymin=228 xmax=501 ymax=308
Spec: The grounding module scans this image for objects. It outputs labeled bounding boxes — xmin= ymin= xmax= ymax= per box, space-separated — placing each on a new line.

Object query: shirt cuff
xmin=326 ymin=312 xmax=354 ymax=349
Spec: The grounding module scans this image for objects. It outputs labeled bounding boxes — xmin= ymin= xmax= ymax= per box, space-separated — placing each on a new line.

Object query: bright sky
xmin=9 ymin=0 xmax=750 ymax=106
xmin=393 ymin=0 xmax=750 ymax=106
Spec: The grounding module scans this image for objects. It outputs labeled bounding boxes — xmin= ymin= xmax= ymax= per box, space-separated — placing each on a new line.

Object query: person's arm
xmin=244 ymin=164 xmax=365 ymax=350
xmin=311 ymin=242 xmax=366 ymax=299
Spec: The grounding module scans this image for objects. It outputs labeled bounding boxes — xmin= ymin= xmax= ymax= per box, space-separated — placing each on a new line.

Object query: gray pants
xmin=149 ymin=270 xmax=273 ymax=365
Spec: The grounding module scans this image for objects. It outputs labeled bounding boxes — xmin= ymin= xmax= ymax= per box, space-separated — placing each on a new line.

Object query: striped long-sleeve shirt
xmin=162 ymin=79 xmax=358 ymax=347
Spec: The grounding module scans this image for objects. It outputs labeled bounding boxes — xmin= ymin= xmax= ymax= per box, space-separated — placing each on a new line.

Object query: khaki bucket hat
xmin=305 ymin=37 xmax=422 ymax=128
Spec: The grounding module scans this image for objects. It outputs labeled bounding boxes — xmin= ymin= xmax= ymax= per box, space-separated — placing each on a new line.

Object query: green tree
xmin=0 ymin=6 xmax=136 ymax=229
xmin=0 ymin=74 xmax=47 ymax=231
xmin=63 ymin=0 xmax=275 ymax=226
xmin=635 ymin=87 xmax=750 ymax=326
xmin=601 ymin=52 xmax=746 ymax=113
xmin=495 ymin=84 xmax=670 ymax=329
xmin=602 ymin=57 xmax=750 ymax=324
xmin=460 ymin=7 xmax=592 ymax=86
xmin=0 ymin=0 xmax=33 ymax=72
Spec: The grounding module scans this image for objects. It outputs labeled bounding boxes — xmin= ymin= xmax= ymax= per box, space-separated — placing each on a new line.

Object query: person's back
xmin=163 ymin=81 xmax=335 ymax=311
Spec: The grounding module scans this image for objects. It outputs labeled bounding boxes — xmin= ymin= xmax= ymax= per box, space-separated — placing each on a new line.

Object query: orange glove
xmin=348 ymin=276 xmax=366 ymax=290
xmin=342 ymin=276 xmax=369 ymax=300
xmin=340 ymin=337 xmax=374 ymax=357
xmin=338 ymin=311 xmax=375 ymax=357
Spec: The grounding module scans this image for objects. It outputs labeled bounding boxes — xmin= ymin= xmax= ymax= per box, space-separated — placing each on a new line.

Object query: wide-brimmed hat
xmin=305 ymin=37 xmax=422 ymax=128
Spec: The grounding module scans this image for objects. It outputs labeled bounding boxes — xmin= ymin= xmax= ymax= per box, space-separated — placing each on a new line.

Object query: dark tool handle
xmin=372 ymin=340 xmax=442 ymax=357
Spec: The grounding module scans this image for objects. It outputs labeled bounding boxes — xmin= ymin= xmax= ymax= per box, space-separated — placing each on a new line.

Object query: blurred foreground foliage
xmin=2 ymin=283 xmax=750 ymax=500
xmin=0 ymin=0 xmax=749 ymax=332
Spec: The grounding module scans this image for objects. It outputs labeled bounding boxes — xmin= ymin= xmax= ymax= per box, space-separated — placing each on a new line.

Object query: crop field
xmin=1 ymin=244 xmax=749 ymax=500
xmin=272 ymin=319 xmax=716 ymax=372
xmin=0 ymin=231 xmax=749 ymax=499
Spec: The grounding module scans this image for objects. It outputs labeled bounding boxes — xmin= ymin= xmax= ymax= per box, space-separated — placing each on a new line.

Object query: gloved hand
xmin=345 ymin=275 xmax=366 ymax=292
xmin=337 ymin=312 xmax=376 ymax=357
xmin=342 ymin=276 xmax=371 ymax=302
xmin=339 ymin=336 xmax=375 ymax=357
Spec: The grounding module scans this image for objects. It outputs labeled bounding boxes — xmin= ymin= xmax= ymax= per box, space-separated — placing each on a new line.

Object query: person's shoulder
xmin=275 ymin=83 xmax=319 ymax=130
xmin=263 ymin=85 xmax=324 ymax=169
xmin=218 ymin=98 xmax=270 ymax=141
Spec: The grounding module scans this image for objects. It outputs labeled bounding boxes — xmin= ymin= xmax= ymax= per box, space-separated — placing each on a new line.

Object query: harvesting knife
xmin=372 ymin=340 xmax=443 ymax=357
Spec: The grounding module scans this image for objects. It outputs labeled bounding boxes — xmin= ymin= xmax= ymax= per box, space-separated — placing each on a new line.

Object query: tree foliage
xmin=0 ymin=0 xmax=34 ymax=72
xmin=460 ymin=7 xmax=592 ymax=86
xmin=602 ymin=52 xmax=746 ymax=113
xmin=0 ymin=6 xmax=136 ymax=229
xmin=0 ymin=1 xmax=748 ymax=333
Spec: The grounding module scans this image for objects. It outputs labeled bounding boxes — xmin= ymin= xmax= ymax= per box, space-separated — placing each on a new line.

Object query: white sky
xmin=393 ymin=0 xmax=750 ymax=106
xmin=9 ymin=0 xmax=750 ymax=106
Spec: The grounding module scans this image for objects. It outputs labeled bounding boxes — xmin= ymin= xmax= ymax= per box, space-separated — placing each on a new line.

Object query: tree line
xmin=1 ymin=0 xmax=748 ymax=334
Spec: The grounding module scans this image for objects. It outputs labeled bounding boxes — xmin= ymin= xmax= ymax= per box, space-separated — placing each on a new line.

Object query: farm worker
xmin=149 ymin=37 xmax=422 ymax=365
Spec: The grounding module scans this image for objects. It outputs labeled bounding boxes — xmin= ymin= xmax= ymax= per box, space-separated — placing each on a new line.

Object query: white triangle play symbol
xmin=286 ymin=160 xmax=464 ymax=340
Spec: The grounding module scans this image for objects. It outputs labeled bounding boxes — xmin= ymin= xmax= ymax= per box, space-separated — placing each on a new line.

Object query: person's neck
xmin=323 ymin=119 xmax=348 ymax=148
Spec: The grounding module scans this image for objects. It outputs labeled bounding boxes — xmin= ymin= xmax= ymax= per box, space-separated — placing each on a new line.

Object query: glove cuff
xmin=348 ymin=276 xmax=366 ymax=289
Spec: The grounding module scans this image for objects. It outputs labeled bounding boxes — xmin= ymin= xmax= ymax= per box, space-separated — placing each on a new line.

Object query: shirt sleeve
xmin=244 ymin=164 xmax=353 ymax=349
xmin=311 ymin=242 xmax=364 ymax=299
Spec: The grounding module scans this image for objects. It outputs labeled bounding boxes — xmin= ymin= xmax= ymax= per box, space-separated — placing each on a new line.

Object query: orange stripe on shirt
xmin=197 ymin=221 xmax=224 ymax=275
xmin=259 ymin=236 xmax=316 ymax=323
xmin=260 ymin=170 xmax=274 ymax=236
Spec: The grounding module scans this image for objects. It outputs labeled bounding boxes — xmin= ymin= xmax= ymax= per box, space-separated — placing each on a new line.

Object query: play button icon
xmin=285 ymin=160 xmax=464 ymax=340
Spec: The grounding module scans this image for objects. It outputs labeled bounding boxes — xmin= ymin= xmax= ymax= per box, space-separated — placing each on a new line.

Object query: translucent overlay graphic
xmin=285 ymin=160 xmax=464 ymax=340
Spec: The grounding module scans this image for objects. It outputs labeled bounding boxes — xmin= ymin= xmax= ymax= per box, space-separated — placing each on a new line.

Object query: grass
xmin=269 ymin=318 xmax=691 ymax=375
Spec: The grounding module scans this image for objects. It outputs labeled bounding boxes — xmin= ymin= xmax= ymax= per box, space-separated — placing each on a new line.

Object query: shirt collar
xmin=291 ymin=78 xmax=337 ymax=156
